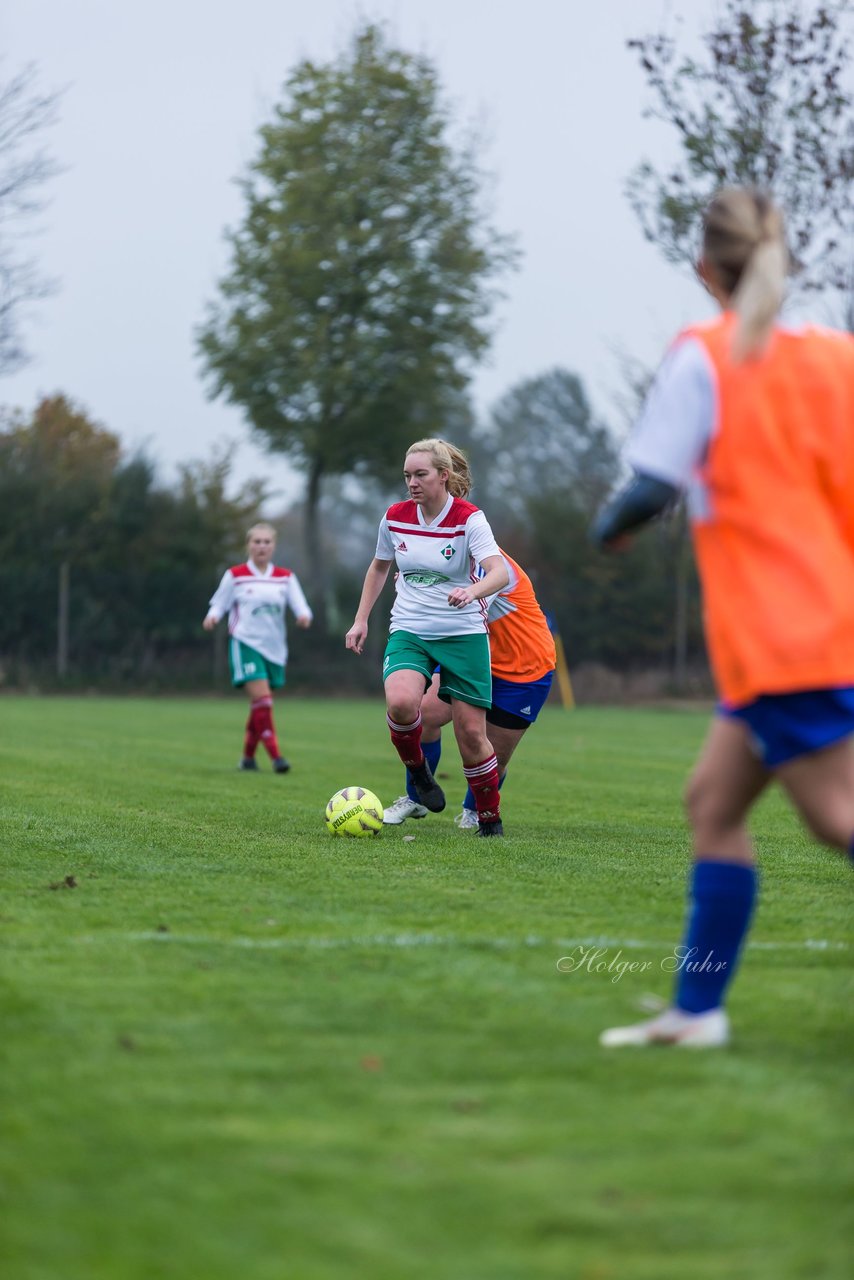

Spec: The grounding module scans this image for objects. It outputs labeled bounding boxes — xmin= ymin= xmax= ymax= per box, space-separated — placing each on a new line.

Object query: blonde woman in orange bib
xmin=593 ymin=187 xmax=854 ymax=1048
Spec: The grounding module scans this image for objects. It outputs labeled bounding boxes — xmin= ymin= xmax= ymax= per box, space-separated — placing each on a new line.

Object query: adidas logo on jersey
xmin=520 ymin=705 xmax=532 ymax=716
xmin=397 ymin=541 xmax=407 ymax=551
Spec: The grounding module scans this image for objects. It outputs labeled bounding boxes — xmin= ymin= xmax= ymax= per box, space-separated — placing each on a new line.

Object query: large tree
xmin=197 ymin=24 xmax=515 ymax=627
xmin=0 ymin=64 xmax=62 ymax=375
xmin=627 ymin=0 xmax=854 ymax=309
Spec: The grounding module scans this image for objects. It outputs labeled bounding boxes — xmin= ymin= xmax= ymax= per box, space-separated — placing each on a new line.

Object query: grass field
xmin=1 ymin=696 xmax=851 ymax=1279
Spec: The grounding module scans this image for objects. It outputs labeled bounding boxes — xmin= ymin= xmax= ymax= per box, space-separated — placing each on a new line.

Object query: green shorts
xmin=228 ymin=639 xmax=285 ymax=689
xmin=382 ymin=630 xmax=491 ymax=709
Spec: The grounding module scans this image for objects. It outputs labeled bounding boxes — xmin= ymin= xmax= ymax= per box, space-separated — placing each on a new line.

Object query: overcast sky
xmin=1 ymin=0 xmax=719 ymax=508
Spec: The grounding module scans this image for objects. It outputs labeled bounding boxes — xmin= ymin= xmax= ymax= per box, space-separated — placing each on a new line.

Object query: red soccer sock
xmin=386 ymin=712 xmax=424 ymax=769
xmin=252 ymin=696 xmax=282 ymax=761
xmin=463 ymin=754 xmax=501 ymax=823
xmin=243 ymin=699 xmax=265 ymax=758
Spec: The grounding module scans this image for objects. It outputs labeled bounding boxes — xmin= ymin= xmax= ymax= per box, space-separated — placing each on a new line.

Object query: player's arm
xmin=448 ymin=554 xmax=509 ymax=608
xmin=345 ymin=558 xmax=393 ymax=654
xmin=448 ymin=515 xmax=508 ymax=608
xmin=590 ymin=473 xmax=679 ymax=549
xmin=287 ymin=574 xmax=314 ymax=630
xmin=202 ymin=570 xmax=234 ymax=630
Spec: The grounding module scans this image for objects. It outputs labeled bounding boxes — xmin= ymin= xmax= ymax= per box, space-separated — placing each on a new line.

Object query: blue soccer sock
xmin=674 ymin=859 xmax=758 ymax=1015
xmin=463 ymin=770 xmax=506 ymax=812
xmin=406 ymin=737 xmax=442 ymax=803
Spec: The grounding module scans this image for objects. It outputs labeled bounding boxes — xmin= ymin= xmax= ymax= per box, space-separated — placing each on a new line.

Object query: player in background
xmin=345 ymin=439 xmax=509 ymax=836
xmin=203 ymin=522 xmax=313 ymax=772
xmin=382 ymin=550 xmax=556 ymax=828
xmin=591 ymin=187 xmax=854 ymax=1048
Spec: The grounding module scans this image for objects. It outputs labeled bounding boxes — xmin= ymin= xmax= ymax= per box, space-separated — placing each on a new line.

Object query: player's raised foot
xmin=383 ymin=796 xmax=429 ymax=826
xmin=408 ymin=760 xmax=446 ymax=812
xmin=238 ymin=756 xmax=259 ymax=771
xmin=454 ymin=808 xmax=479 ymax=831
xmin=599 ymin=1006 xmax=729 ymax=1049
xmin=272 ymin=757 xmax=291 ymax=774
xmin=476 ymin=819 xmax=504 ymax=838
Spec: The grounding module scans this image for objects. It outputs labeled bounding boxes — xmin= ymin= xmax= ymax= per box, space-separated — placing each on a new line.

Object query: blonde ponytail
xmin=702 ymin=188 xmax=789 ymax=361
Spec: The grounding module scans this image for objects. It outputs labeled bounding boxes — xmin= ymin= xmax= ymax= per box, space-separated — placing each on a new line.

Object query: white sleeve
xmin=466 ymin=510 xmax=501 ymax=564
xmin=374 ymin=515 xmax=396 ymax=560
xmin=207 ymin=569 xmax=235 ymax=621
xmin=286 ymin=573 xmax=312 ymax=621
xmin=625 ymin=337 xmax=717 ymax=488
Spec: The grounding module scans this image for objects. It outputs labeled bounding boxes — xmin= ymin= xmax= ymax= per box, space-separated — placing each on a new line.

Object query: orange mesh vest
xmin=684 ymin=313 xmax=854 ymax=704
xmin=488 ymin=552 xmax=556 ymax=682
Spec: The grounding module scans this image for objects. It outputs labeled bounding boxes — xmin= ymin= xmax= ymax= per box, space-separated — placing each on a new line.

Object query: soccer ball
xmin=324 ymin=787 xmax=384 ymax=837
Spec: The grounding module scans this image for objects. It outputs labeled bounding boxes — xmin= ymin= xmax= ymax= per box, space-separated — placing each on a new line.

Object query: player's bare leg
xmin=776 ymin=735 xmax=854 ymax=852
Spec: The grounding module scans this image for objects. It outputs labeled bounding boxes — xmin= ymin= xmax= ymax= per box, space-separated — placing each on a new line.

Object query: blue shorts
xmin=720 ymin=686 xmax=854 ymax=767
xmin=488 ymin=671 xmax=554 ymax=730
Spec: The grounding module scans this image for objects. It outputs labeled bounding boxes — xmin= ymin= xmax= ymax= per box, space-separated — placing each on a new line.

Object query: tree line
xmin=0 ymin=397 xmax=263 ymax=687
xmin=0 ymin=382 xmax=704 ymax=692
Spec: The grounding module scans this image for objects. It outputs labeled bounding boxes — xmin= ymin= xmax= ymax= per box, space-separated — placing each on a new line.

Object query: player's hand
xmin=202 ymin=615 xmax=217 ymax=631
xmin=345 ymin=621 xmax=368 ymax=654
xmin=447 ymin=587 xmax=475 ymax=609
xmin=296 ymin=615 xmax=312 ymax=630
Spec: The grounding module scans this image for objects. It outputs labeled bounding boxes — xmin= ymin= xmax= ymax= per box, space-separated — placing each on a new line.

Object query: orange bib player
xmin=592 ymin=187 xmax=854 ymax=1049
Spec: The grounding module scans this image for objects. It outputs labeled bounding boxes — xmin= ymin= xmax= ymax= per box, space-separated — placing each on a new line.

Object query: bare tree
xmin=0 ymin=63 xmax=63 ymax=375
xmin=627 ymin=1 xmax=854 ymax=314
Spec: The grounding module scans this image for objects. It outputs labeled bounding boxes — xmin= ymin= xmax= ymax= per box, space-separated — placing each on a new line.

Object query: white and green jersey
xmin=375 ymin=495 xmax=500 ymax=638
xmin=206 ymin=560 xmax=312 ymax=665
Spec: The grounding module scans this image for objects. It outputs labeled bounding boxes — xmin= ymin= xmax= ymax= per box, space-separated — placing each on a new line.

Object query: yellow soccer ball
xmin=324 ymin=787 xmax=384 ymax=837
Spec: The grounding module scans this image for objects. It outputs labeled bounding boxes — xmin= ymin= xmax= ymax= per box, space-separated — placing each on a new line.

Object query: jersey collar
xmin=417 ymin=493 xmax=453 ymax=528
xmin=247 ymin=559 xmax=273 ymax=577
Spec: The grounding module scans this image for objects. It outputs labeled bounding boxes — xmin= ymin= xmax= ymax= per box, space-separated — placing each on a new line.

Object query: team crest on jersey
xmin=441 ymin=543 xmax=455 ymax=560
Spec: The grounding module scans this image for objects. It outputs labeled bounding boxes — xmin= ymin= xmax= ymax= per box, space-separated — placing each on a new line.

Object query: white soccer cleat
xmin=382 ymin=796 xmax=429 ymax=826
xmin=453 ymin=808 xmax=479 ymax=831
xmin=599 ymin=1006 xmax=730 ymax=1049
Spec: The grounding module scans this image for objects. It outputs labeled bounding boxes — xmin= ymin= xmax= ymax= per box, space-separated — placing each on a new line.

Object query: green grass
xmin=0 ymin=696 xmax=851 ymax=1280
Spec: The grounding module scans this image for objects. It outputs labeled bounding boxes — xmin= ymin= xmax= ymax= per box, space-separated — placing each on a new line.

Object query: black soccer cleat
xmin=408 ymin=759 xmax=446 ymax=812
xmin=476 ymin=820 xmax=504 ymax=838
xmin=238 ymin=757 xmax=260 ymax=771
xmin=272 ymin=757 xmax=291 ymax=774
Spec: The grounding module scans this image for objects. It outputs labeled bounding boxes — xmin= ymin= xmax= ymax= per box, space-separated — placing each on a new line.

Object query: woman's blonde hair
xmin=405 ymin=438 xmax=472 ymax=498
xmin=246 ymin=521 xmax=277 ymax=545
xmin=702 ymin=187 xmax=789 ymax=361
